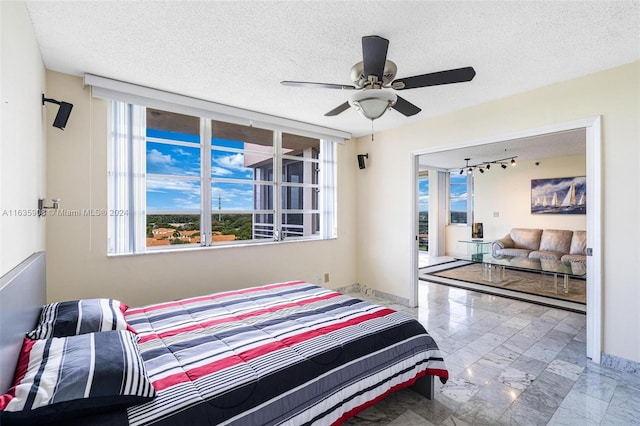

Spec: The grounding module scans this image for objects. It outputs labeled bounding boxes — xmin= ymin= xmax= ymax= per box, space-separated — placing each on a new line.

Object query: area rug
xmin=420 ymin=261 xmax=585 ymax=304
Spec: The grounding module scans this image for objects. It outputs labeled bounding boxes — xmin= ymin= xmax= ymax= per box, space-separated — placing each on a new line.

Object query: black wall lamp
xmin=357 ymin=153 xmax=369 ymax=169
xmin=42 ymin=94 xmax=73 ymax=130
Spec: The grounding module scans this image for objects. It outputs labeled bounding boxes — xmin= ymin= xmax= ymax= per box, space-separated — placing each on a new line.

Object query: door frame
xmin=409 ymin=116 xmax=602 ymax=362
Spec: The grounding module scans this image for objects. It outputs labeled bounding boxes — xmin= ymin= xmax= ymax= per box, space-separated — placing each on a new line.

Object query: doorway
xmin=410 ymin=117 xmax=602 ymax=362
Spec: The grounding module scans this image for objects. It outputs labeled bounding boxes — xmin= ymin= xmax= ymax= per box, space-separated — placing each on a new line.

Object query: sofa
xmin=492 ymin=228 xmax=587 ymax=262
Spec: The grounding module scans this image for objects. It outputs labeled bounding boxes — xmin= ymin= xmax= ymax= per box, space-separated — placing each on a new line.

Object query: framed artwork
xmin=531 ymin=176 xmax=586 ymax=214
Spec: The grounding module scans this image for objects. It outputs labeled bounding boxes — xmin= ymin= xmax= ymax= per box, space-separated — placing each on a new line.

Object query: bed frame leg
xmin=411 ymin=374 xmax=435 ymax=400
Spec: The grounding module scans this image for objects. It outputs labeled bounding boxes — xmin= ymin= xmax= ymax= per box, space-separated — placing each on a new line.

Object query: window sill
xmin=107 ymin=236 xmax=336 ymax=258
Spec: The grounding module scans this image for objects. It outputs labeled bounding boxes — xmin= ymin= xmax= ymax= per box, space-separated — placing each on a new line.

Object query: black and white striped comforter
xmin=122 ymin=281 xmax=448 ymax=425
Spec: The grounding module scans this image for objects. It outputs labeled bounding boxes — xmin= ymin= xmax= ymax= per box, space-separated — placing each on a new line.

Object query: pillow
xmin=27 ymin=298 xmax=136 ymax=339
xmin=0 ymin=330 xmax=156 ymax=425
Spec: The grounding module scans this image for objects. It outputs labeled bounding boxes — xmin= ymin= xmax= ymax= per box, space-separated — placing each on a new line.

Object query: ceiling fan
xmin=281 ymin=35 xmax=476 ymax=121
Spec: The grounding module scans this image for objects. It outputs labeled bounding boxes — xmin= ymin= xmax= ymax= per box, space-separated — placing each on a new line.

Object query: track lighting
xmin=454 ymin=156 xmax=518 ymax=175
xmin=42 ymin=94 xmax=73 ymax=130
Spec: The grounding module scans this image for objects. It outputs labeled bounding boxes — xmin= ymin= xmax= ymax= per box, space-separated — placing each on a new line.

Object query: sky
xmin=146 ymin=128 xmax=259 ymax=212
xmin=418 ymin=177 xmax=429 ymax=212
xmin=419 ymin=174 xmax=468 ymax=214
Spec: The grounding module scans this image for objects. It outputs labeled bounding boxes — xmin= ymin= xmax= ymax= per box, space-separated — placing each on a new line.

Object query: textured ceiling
xmin=26 ymin=0 xmax=640 ymax=140
xmin=418 ymin=128 xmax=586 ymax=171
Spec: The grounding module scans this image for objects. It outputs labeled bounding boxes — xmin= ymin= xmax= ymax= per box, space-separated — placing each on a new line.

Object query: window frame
xmin=107 ymin=102 xmax=338 ymax=255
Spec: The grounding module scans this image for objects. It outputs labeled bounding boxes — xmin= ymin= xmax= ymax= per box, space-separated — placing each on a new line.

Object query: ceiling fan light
xmin=349 ymin=89 xmax=397 ymax=120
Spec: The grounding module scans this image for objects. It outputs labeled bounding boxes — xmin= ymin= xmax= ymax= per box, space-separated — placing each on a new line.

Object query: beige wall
xmin=447 ymin=155 xmax=587 ymax=256
xmin=44 ymin=72 xmax=358 ymax=307
xmin=0 ymin=1 xmax=46 ymax=276
xmin=356 ymin=62 xmax=640 ymax=363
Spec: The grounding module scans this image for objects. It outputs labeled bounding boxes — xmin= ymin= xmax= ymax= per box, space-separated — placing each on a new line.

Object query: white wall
xmin=0 ymin=1 xmax=46 ymax=276
xmin=356 ymin=62 xmax=640 ymax=363
xmin=44 ymin=72 xmax=358 ymax=307
xmin=447 ymin=155 xmax=587 ymax=256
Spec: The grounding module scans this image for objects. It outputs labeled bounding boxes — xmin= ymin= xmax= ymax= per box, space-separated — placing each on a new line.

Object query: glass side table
xmin=458 ymin=240 xmax=493 ymax=260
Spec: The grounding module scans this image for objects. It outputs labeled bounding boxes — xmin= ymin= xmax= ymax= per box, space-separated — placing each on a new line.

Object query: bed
xmin=0 ymin=253 xmax=448 ymax=425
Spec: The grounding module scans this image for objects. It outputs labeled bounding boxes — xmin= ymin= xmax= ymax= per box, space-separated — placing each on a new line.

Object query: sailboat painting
xmin=531 ymin=176 xmax=586 ymax=214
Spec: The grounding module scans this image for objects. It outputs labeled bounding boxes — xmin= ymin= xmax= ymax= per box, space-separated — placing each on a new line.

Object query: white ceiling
xmin=26 ymin=0 xmax=639 ymax=141
xmin=417 ymin=128 xmax=586 ymax=171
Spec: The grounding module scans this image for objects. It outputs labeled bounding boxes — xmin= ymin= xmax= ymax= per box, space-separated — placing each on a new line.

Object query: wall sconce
xmin=357 ymin=153 xmax=369 ymax=169
xmin=38 ymin=198 xmax=61 ymax=216
xmin=42 ymin=94 xmax=73 ymax=130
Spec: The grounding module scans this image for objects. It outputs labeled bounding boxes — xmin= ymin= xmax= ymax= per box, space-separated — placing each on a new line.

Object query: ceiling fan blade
xmin=362 ymin=35 xmax=389 ymax=81
xmin=281 ymin=81 xmax=357 ymax=90
xmin=392 ymin=95 xmax=421 ymax=117
xmin=324 ymin=101 xmax=351 ymax=117
xmin=392 ymin=66 xmax=476 ymax=90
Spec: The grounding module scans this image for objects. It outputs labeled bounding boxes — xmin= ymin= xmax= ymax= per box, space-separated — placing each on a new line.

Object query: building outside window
xmin=418 ymin=171 xmax=429 ymax=251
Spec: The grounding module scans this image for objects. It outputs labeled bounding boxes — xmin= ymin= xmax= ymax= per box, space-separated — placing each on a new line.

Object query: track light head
xmin=501 ymin=163 xmax=507 ymax=169
xmin=511 ymin=158 xmax=516 ymax=166
xmin=459 ymin=169 xmax=464 ymax=175
xmin=485 ymin=164 xmax=490 ymax=170
xmin=479 ymin=168 xmax=484 ymax=174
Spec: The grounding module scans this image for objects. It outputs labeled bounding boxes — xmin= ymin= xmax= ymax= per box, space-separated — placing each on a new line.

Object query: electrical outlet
xmin=493 ymin=211 xmax=500 ymax=217
xmin=324 ymin=273 xmax=329 ymax=283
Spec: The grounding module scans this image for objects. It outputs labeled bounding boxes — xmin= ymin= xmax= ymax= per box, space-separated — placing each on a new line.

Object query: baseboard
xmin=335 ymin=283 xmax=410 ymax=307
xmin=601 ymin=353 xmax=640 ymax=376
xmin=333 ymin=283 xmax=360 ymax=293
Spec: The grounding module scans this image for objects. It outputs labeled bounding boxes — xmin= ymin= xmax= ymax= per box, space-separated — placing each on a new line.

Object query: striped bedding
xmin=121 ymin=280 xmax=448 ymax=425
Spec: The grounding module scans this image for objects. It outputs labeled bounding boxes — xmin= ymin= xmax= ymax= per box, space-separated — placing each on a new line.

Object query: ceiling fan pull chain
xmin=371 ymin=120 xmax=374 ymax=142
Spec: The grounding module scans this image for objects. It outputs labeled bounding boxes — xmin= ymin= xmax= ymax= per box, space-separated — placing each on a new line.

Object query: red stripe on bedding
xmin=0 ymin=338 xmax=36 ymax=409
xmin=280 ymin=308 xmax=396 ymax=347
xmin=330 ymin=369 xmax=444 ymax=426
xmin=150 ymin=308 xmax=397 ymax=392
xmin=137 ymin=291 xmax=343 ymax=344
xmin=152 ymin=355 xmax=246 ymax=391
xmin=331 ymin=368 xmax=449 ymax=426
xmin=126 ymin=281 xmax=307 ymax=315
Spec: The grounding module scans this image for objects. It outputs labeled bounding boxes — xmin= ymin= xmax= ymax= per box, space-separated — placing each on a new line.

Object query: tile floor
xmin=344 ymin=270 xmax=640 ymax=425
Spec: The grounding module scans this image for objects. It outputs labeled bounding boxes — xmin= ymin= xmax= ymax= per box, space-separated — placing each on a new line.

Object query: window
xmin=418 ymin=171 xmax=429 ymax=251
xmin=449 ymin=173 xmax=472 ymax=224
xmin=108 ymin=103 xmax=336 ymax=254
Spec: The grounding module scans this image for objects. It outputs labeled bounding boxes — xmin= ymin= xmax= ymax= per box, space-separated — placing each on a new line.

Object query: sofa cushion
xmin=570 ymin=230 xmax=587 ymax=255
xmin=538 ymin=229 xmax=573 ymax=254
xmin=510 ymin=228 xmax=543 ymax=251
xmin=561 ymin=254 xmax=587 ymax=263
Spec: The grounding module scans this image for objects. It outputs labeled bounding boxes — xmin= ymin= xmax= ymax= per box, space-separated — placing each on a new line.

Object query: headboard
xmin=0 ymin=252 xmax=46 ymax=394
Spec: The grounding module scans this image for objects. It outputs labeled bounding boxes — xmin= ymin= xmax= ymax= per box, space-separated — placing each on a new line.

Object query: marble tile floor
xmin=344 ymin=281 xmax=640 ymax=425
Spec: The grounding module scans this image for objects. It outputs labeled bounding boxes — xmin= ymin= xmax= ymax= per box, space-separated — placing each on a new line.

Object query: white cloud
xmin=147 ymin=149 xmax=174 ymax=165
xmin=173 ymin=148 xmax=193 ymax=157
xmin=213 ymin=153 xmax=249 ymax=172
xmin=211 ymin=166 xmax=233 ymax=176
